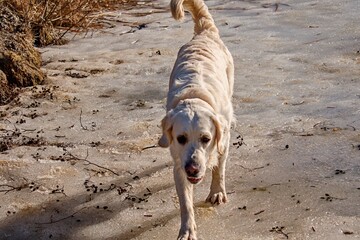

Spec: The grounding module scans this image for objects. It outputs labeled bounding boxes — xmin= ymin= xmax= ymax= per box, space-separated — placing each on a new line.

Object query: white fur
xmin=159 ymin=0 xmax=234 ymax=239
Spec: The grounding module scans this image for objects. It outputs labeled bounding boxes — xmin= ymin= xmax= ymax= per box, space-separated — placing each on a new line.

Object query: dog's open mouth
xmin=187 ymin=176 xmax=203 ymax=184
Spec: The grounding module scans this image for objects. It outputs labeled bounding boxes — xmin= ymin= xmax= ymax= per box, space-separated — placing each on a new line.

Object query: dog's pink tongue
xmin=187 ymin=177 xmax=202 ymax=184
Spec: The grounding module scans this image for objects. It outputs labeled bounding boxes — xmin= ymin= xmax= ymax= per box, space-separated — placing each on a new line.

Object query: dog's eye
xmin=177 ymin=135 xmax=187 ymax=145
xmin=200 ymin=136 xmax=211 ymax=144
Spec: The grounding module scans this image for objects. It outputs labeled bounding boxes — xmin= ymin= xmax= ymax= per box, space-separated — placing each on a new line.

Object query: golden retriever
xmin=159 ymin=0 xmax=234 ymax=239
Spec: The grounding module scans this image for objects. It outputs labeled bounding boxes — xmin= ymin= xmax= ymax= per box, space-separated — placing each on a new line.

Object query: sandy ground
xmin=0 ymin=0 xmax=359 ymax=239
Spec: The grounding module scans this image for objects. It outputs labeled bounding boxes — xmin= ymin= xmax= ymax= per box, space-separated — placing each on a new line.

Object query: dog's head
xmin=158 ymin=99 xmax=225 ymax=184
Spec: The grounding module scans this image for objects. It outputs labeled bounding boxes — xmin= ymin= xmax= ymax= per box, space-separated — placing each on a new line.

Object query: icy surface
xmin=0 ymin=0 xmax=359 ymax=239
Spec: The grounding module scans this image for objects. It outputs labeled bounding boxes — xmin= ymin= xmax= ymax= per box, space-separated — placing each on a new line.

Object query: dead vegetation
xmin=0 ymin=0 xmax=142 ymax=105
xmin=3 ymin=0 xmax=142 ymax=47
xmin=0 ymin=3 xmax=46 ymax=104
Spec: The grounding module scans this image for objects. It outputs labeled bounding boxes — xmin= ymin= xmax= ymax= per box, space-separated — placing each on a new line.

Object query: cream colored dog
xmin=159 ymin=0 xmax=234 ymax=239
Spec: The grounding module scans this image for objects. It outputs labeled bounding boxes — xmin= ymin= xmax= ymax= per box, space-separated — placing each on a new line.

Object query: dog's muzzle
xmin=187 ymin=176 xmax=203 ymax=184
xmin=185 ymin=161 xmax=203 ymax=184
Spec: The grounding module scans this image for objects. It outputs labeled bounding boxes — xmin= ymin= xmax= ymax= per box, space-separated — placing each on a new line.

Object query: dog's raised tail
xmin=170 ymin=0 xmax=218 ymax=34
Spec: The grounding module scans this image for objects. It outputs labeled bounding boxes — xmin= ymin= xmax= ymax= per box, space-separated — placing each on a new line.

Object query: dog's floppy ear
xmin=158 ymin=110 xmax=174 ymax=148
xmin=211 ymin=114 xmax=226 ymax=155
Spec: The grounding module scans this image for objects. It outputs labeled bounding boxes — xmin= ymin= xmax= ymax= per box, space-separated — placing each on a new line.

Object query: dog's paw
xmin=206 ymin=191 xmax=228 ymax=205
xmin=178 ymin=228 xmax=197 ymax=240
xmin=177 ymin=232 xmax=197 ymax=240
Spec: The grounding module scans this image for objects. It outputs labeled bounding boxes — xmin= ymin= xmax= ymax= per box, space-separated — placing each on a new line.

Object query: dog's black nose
xmin=185 ymin=162 xmax=200 ymax=177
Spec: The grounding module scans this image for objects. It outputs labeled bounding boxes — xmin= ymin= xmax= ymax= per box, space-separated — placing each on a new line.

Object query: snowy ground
xmin=0 ymin=0 xmax=359 ymax=239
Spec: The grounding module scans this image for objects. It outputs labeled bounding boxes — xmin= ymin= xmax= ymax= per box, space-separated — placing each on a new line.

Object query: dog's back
xmin=168 ymin=0 xmax=234 ymax=121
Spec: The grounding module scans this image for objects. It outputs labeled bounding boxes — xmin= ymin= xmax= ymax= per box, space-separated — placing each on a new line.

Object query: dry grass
xmin=0 ymin=0 xmax=143 ymax=104
xmin=1 ymin=0 xmax=140 ymax=46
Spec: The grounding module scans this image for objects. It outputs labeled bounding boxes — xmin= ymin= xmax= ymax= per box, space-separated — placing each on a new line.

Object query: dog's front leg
xmin=174 ymin=165 xmax=197 ymax=240
xmin=206 ymin=160 xmax=227 ymax=204
xmin=206 ymin=132 xmax=230 ymax=204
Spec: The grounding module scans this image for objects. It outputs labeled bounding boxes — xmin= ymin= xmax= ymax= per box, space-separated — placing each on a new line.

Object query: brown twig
xmin=141 ymin=144 xmax=158 ymax=151
xmin=238 ymin=163 xmax=270 ymax=172
xmin=63 ymin=149 xmax=119 ymax=176
xmin=0 ymin=184 xmax=24 ymax=194
xmin=254 ymin=210 xmax=265 ymax=216
xmin=270 ymin=226 xmax=289 ymax=239
xmin=36 ymin=207 xmax=88 ymax=225
xmin=79 ymin=109 xmax=87 ymax=130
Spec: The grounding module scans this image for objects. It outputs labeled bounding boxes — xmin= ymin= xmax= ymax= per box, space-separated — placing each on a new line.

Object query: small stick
xmin=64 ymin=149 xmax=119 ymax=176
xmin=0 ymin=184 xmax=23 ymax=194
xmin=79 ymin=109 xmax=87 ymax=130
xmin=36 ymin=207 xmax=87 ymax=225
xmin=254 ymin=210 xmax=265 ymax=216
xmin=141 ymin=145 xmax=158 ymax=151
